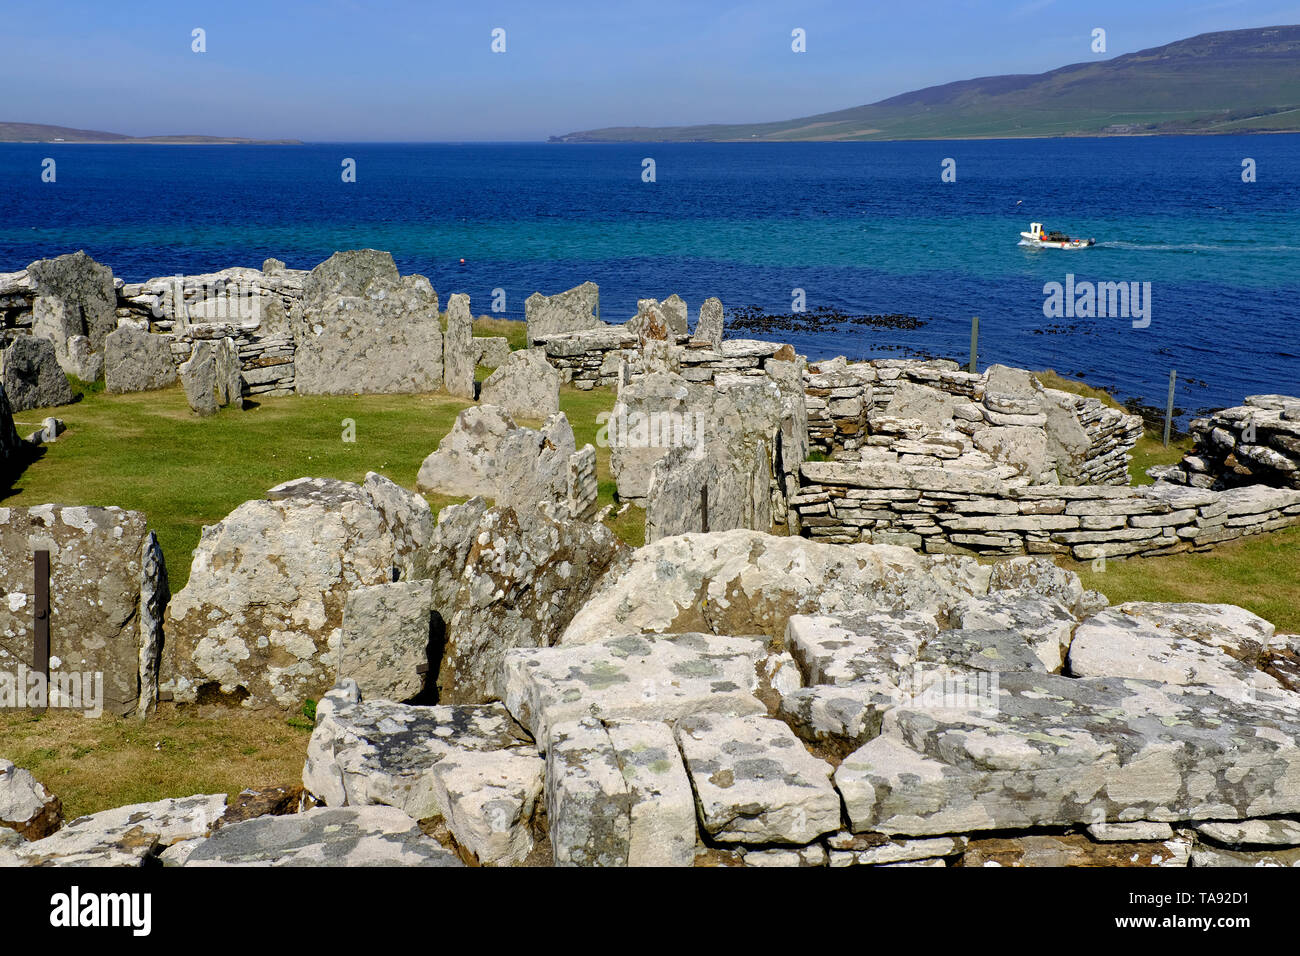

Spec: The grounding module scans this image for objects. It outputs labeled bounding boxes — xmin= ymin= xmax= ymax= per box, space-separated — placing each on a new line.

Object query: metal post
xmin=969 ymin=316 xmax=979 ymax=374
xmin=1163 ymin=369 xmax=1176 ymax=448
xmin=700 ymin=485 xmax=709 ymax=533
xmin=33 ymin=550 xmax=49 ymax=714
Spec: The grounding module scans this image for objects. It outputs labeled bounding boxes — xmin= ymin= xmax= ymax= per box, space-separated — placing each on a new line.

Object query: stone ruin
xmin=1151 ymin=393 xmax=1300 ymax=490
xmin=0 ymin=250 xmax=518 ymax=417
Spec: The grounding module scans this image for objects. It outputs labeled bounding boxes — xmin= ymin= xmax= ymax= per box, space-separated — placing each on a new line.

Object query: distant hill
xmin=553 ymin=26 xmax=1300 ymax=142
xmin=0 ymin=122 xmax=300 ymax=145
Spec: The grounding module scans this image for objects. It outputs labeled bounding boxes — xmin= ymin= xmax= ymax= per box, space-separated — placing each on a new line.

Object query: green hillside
xmin=554 ymin=26 xmax=1300 ymax=142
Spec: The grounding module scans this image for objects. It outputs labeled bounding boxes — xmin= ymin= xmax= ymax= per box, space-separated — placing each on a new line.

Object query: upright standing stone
xmin=179 ymin=341 xmax=219 ymax=416
xmin=0 ymin=336 xmax=75 ymax=411
xmin=659 ymin=295 xmax=688 ymax=336
xmin=444 ymin=293 xmax=476 ymax=399
xmin=525 ymin=281 xmax=600 ymax=347
xmin=66 ymin=335 xmax=103 ymax=382
xmin=213 ymin=336 xmax=243 ymax=408
xmin=477 ymin=348 xmax=560 ymax=419
xmin=692 ymin=296 xmax=724 ymax=350
xmin=27 ymin=251 xmax=117 ymax=356
xmin=104 ymin=325 xmax=177 ymax=394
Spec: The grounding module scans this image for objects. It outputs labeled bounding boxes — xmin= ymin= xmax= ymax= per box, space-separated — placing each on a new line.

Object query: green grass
xmin=0 ymin=707 xmax=311 ymax=819
xmin=5 ymin=373 xmax=631 ymax=590
xmin=1071 ymin=524 xmax=1300 ymax=634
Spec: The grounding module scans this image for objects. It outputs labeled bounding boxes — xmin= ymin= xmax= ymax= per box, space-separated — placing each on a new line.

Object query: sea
xmin=2 ymin=135 xmax=1298 ymax=421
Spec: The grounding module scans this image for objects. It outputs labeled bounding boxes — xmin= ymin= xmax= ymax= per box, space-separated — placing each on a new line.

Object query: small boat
xmin=1019 ymin=222 xmax=1095 ymax=249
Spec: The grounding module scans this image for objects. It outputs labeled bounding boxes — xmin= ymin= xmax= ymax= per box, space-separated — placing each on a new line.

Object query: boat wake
xmin=1097 ymin=240 xmax=1300 ymax=253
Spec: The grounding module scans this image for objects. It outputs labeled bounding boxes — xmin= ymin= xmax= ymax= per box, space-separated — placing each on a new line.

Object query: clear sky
xmin=7 ymin=0 xmax=1300 ymax=141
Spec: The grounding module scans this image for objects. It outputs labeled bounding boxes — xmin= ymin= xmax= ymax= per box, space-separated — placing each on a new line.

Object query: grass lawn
xmin=0 ymin=706 xmax=312 ymax=820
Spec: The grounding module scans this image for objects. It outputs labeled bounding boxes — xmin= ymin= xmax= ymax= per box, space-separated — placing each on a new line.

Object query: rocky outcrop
xmin=0 ymin=505 xmax=166 ymax=716
xmin=293 ymin=250 xmax=443 ymax=395
xmin=525 ymin=281 xmax=601 ymax=347
xmin=0 ymin=335 xmax=75 ymax=411
xmin=478 ymin=347 xmax=560 ymax=419
xmin=0 ymin=793 xmax=227 ymax=866
xmin=161 ymin=474 xmax=434 ymax=711
xmin=415 ymin=405 xmax=578 ymax=514
xmin=103 ymin=324 xmax=177 ymax=393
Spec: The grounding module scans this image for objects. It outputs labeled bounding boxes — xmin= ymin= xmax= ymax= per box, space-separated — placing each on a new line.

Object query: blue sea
xmin=2 ymin=136 xmax=1298 ymax=419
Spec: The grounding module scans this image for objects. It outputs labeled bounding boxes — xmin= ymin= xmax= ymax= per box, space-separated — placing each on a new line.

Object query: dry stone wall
xmin=1152 ymin=394 xmax=1300 ymax=490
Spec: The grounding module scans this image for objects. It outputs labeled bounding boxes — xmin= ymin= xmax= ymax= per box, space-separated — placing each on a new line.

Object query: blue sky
xmin=7 ymin=0 xmax=1300 ymax=140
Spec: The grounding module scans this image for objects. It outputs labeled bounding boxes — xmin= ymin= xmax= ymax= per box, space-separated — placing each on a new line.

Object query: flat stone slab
xmin=183 ymin=806 xmax=464 ymax=866
xmin=1067 ymin=609 xmax=1283 ymax=695
xmin=302 ymin=684 xmax=542 ymax=865
xmin=786 ymin=610 xmax=936 ymax=687
xmin=501 ymin=632 xmax=767 ymax=743
xmin=674 ymin=713 xmax=841 ymax=844
xmin=606 ymin=720 xmax=697 ymax=867
xmin=962 ymin=833 xmax=1190 ymax=867
xmin=919 ymin=628 xmax=1048 ymax=673
xmin=0 ymin=793 xmax=228 ymax=866
xmin=836 ymin=672 xmax=1300 ymax=837
xmin=947 ymin=594 xmax=1076 ymax=672
xmin=826 ymin=831 xmax=966 ymax=866
xmin=1087 ymin=821 xmax=1175 ymax=842
xmin=546 ymin=718 xmax=632 ymax=867
xmin=1194 ymin=818 xmax=1300 ymax=848
xmin=1110 ymin=602 xmax=1275 ymax=660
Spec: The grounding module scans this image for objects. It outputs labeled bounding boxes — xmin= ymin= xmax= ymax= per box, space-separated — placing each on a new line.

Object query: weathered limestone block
xmin=0 ymin=505 xmax=165 ymax=716
xmin=65 ymin=335 xmax=103 ymax=382
xmin=826 ymin=831 xmax=967 ymax=867
xmin=608 ymin=370 xmax=696 ymax=504
xmin=644 ymin=445 xmax=712 ymax=542
xmin=1067 ymin=608 xmax=1282 ymax=695
xmin=525 ymin=281 xmax=600 ymax=347
xmin=179 ymin=339 xmax=219 ymax=416
xmin=0 ymin=336 xmax=74 ymax=412
xmin=675 ymin=713 xmax=841 ymax=844
xmin=104 ymin=325 xmax=177 ymax=393
xmin=546 ymin=718 xmax=631 ymax=867
xmin=1194 ymin=818 xmax=1300 ymax=848
xmin=161 ymin=473 xmax=433 ymax=710
xmin=605 ymin=720 xmax=697 ymax=867
xmin=836 ymin=672 xmax=1300 ymax=836
xmin=478 ymin=347 xmax=559 ymax=419
xmin=473 ymin=336 xmax=511 ymax=369
xmin=294 ymin=250 xmax=443 ymax=395
xmin=502 ymin=632 xmax=768 ymax=743
xmin=435 ymin=504 xmax=628 ymax=705
xmin=443 ymin=292 xmax=476 ymax=399
xmin=0 ymin=760 xmax=62 ymax=840
xmin=947 ymin=593 xmax=1076 ymax=671
xmin=302 ymin=684 xmax=542 ymax=865
xmin=561 ymin=531 xmax=994 ymax=643
xmin=415 ymin=405 xmax=576 ymax=512
xmin=1087 ymin=820 xmax=1175 ymax=842
xmin=182 ymin=806 xmax=464 ymax=867
xmin=658 ymin=294 xmax=689 ymax=336
xmin=339 ymin=581 xmax=434 ymax=703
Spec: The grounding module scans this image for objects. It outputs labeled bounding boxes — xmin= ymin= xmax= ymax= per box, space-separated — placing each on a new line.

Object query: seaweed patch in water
xmin=727 ymin=305 xmax=928 ymax=335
